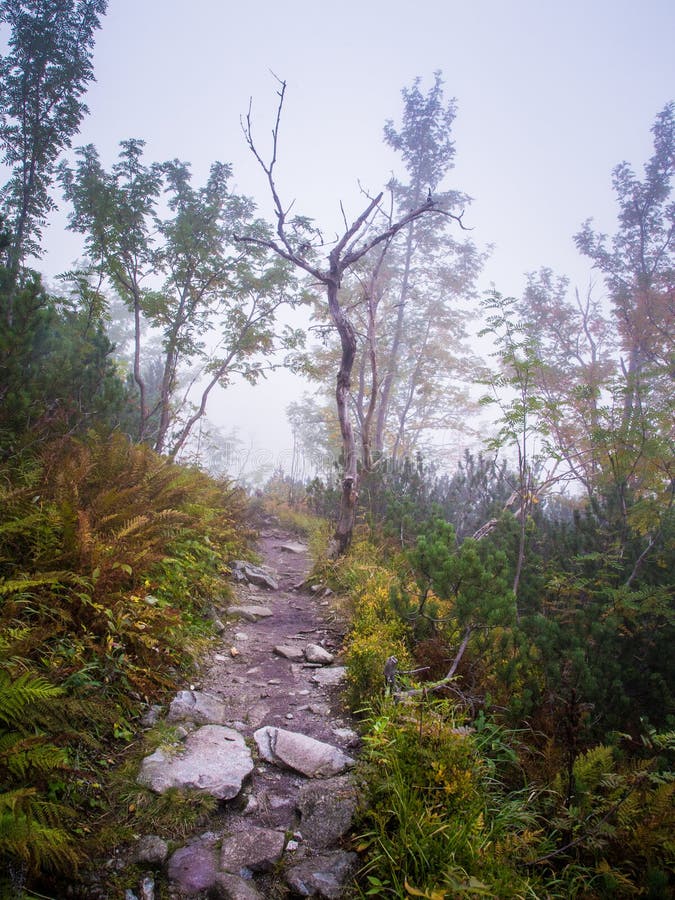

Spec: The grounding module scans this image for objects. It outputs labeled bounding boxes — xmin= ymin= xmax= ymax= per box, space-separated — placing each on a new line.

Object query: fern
xmin=0 ymin=671 xmax=64 ymax=725
xmin=0 ymin=733 xmax=68 ymax=779
xmin=0 ymin=673 xmax=77 ymax=879
xmin=0 ymin=795 xmax=78 ymax=874
xmin=0 ymin=570 xmax=89 ymax=597
xmin=0 ymin=431 xmax=250 ymax=889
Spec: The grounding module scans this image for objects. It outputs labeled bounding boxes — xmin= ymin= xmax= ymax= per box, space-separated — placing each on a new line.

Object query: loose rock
xmin=285 ymin=850 xmax=358 ymax=899
xmin=254 ymin=726 xmax=354 ymax=778
xmin=296 ymin=776 xmax=359 ymax=849
xmin=304 ymin=644 xmax=335 ymax=665
xmin=231 ymin=560 xmax=279 ymax=590
xmin=212 ymin=873 xmax=263 ymax=900
xmin=332 ymin=727 xmax=360 ymax=747
xmin=311 ymin=667 xmax=347 ymax=687
xmin=139 ymin=874 xmax=155 ymax=900
xmin=219 ymin=819 xmax=286 ymax=874
xmin=167 ymin=838 xmax=219 ymax=895
xmin=274 ymin=644 xmax=305 ymax=661
xmin=228 ymin=605 xmax=274 ymax=622
xmin=132 ymin=835 xmax=168 ymax=866
xmin=279 ymin=541 xmax=308 ymax=554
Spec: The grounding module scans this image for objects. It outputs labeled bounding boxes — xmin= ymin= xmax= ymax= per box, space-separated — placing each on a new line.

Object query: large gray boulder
xmin=138 ymin=725 xmax=253 ymax=800
xmin=296 ymin=776 xmax=358 ymax=848
xmin=254 ymin=727 xmax=354 ymax=778
xmin=167 ymin=690 xmax=228 ymax=725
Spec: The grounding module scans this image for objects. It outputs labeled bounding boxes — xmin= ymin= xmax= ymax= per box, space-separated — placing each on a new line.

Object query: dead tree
xmin=237 ymin=78 xmax=465 ymax=556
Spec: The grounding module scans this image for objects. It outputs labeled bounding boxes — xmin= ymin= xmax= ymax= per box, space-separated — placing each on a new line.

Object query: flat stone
xmin=296 ymin=776 xmax=358 ymax=848
xmin=274 ymin=644 xmax=305 ymax=661
xmin=167 ymin=690 xmax=228 ymax=726
xmin=285 ymin=850 xmax=358 ymax=899
xmin=279 ymin=542 xmax=308 ymax=554
xmin=304 ymin=644 xmax=334 ymax=665
xmin=253 ymin=727 xmax=354 ymax=778
xmin=219 ymin=820 xmax=286 ymax=874
xmin=138 ymin=725 xmax=253 ymax=800
xmin=228 ymin=605 xmax=274 ymax=622
xmin=212 ymin=873 xmax=263 ymax=900
xmin=310 ymin=667 xmax=347 ymax=687
xmin=231 ymin=561 xmax=279 ymax=590
xmin=167 ymin=839 xmax=219 ymax=894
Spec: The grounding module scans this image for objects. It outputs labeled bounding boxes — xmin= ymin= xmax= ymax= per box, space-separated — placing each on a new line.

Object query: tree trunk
xmin=327 ymin=277 xmax=359 ymax=556
xmin=132 ymin=291 xmax=148 ymax=442
xmin=375 ymin=220 xmax=415 ymax=453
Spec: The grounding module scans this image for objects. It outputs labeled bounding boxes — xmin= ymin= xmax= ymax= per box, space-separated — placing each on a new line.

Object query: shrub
xmin=342 ymin=559 xmax=413 ymax=709
xmin=356 ymin=699 xmax=542 ymax=898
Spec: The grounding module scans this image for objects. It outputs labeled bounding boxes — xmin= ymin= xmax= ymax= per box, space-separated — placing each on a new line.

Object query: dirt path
xmin=199 ymin=524 xmax=357 ymax=828
xmin=126 ymin=522 xmax=363 ymax=899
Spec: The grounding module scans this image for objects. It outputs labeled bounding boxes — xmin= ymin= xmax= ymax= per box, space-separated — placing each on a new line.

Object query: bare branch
xmin=331 ymin=193 xmax=383 ymax=263
xmin=391 ymin=626 xmax=473 ymax=699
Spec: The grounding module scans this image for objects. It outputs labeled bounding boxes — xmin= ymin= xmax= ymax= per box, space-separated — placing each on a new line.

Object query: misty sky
xmin=31 ymin=0 xmax=675 ymax=474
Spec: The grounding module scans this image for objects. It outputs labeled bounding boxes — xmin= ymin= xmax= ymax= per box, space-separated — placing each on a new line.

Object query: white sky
xmin=33 ymin=0 xmax=675 ymax=473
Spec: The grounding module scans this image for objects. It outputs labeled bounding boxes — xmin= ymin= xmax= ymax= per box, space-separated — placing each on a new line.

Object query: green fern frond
xmin=1 ymin=735 xmax=68 ymax=779
xmin=0 ymin=511 xmax=44 ymax=538
xmin=0 ymin=806 xmax=78 ymax=874
xmin=0 ymin=571 xmax=89 ymax=597
xmin=0 ymin=626 xmax=31 ymax=655
xmin=573 ymin=745 xmax=615 ymax=795
xmin=0 ymin=671 xmax=64 ymax=726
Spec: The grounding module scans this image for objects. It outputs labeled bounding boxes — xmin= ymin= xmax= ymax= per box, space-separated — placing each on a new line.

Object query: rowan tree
xmin=0 ymin=0 xmax=107 ymax=288
xmin=59 ymin=142 xmax=306 ymax=456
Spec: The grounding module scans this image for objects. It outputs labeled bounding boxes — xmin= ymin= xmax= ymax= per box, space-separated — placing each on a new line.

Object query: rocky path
xmin=128 ymin=525 xmax=361 ymax=900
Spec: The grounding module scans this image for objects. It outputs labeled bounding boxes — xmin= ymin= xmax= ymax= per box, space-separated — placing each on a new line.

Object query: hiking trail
xmin=118 ymin=520 xmax=362 ymax=900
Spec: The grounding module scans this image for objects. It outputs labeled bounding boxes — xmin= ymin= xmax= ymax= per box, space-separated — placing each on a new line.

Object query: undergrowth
xmin=329 ymin=534 xmax=674 ymax=898
xmin=0 ymin=431 xmax=251 ymax=896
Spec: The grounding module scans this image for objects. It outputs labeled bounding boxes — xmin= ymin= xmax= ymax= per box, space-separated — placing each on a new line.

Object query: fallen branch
xmin=386 ymin=625 xmax=473 ymax=699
